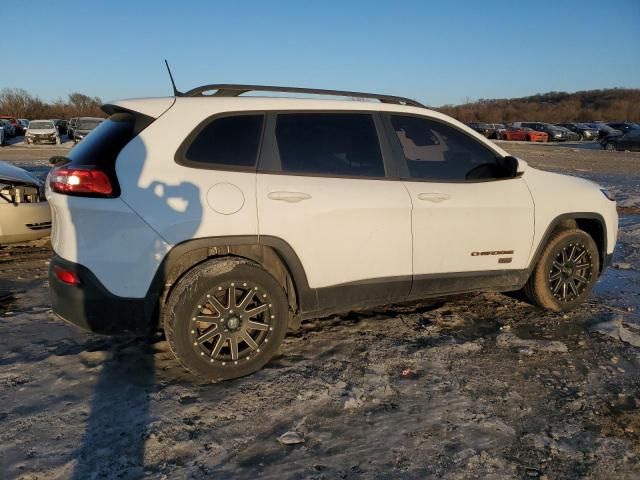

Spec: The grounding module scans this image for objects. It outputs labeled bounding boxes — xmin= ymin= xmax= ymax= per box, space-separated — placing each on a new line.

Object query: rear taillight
xmin=49 ymin=166 xmax=113 ymax=196
xmin=53 ymin=266 xmax=80 ymax=285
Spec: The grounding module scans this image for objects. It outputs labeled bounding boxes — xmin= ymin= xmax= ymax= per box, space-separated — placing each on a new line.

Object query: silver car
xmin=0 ymin=162 xmax=52 ymax=244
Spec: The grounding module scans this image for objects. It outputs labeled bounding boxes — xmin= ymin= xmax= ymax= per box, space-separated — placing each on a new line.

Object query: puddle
xmin=619 ymin=214 xmax=640 ymax=228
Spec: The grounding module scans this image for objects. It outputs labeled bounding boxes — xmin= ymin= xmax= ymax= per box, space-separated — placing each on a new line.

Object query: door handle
xmin=267 ymin=191 xmax=312 ymax=203
xmin=418 ymin=192 xmax=450 ymax=203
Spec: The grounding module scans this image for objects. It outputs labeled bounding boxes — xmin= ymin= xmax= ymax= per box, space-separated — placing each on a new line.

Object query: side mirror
xmin=498 ymin=156 xmax=521 ymax=178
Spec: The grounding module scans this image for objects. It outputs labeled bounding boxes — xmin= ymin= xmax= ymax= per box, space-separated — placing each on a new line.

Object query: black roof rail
xmin=180 ymin=83 xmax=426 ymax=108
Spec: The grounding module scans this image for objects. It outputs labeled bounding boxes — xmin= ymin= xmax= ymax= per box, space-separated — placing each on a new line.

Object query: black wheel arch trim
xmin=527 ymin=212 xmax=608 ymax=274
xmin=149 ymin=235 xmax=318 ymax=316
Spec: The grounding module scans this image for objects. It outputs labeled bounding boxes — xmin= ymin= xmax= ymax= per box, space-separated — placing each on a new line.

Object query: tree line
xmin=0 ymin=88 xmax=105 ymax=120
xmin=436 ymin=88 xmax=640 ymax=124
xmin=2 ymin=86 xmax=639 ymax=124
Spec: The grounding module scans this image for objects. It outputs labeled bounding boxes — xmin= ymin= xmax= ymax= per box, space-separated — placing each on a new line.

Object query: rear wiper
xmin=49 ymin=156 xmax=71 ymax=166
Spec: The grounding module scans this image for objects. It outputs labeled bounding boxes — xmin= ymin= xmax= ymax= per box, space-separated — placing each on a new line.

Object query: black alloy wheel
xmin=548 ymin=242 xmax=593 ymax=303
xmin=190 ymin=282 xmax=275 ymax=365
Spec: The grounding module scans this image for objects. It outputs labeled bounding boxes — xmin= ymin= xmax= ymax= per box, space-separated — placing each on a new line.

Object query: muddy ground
xmin=1 ymin=141 xmax=640 ymax=479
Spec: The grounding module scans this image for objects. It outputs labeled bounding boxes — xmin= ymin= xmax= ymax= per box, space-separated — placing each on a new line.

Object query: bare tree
xmin=0 ymin=88 xmax=36 ymax=118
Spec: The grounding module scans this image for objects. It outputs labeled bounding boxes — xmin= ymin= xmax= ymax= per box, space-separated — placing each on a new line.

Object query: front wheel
xmin=164 ymin=258 xmax=289 ymax=381
xmin=604 ymin=142 xmax=617 ymax=151
xmin=524 ymin=229 xmax=599 ymax=311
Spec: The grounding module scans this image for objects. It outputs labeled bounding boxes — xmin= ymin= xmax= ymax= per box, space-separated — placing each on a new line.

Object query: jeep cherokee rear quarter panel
xmin=115 ymin=98 xmax=260 ymax=248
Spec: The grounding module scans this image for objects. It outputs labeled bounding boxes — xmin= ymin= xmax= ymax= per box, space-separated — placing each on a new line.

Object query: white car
xmin=0 ymin=162 xmax=52 ymax=244
xmin=25 ymin=120 xmax=61 ymax=145
xmin=46 ymin=84 xmax=618 ymax=381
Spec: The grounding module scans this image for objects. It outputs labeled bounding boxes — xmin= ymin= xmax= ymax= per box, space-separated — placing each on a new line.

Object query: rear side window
xmin=182 ymin=115 xmax=264 ymax=168
xmin=274 ymin=113 xmax=384 ymax=177
xmin=389 ymin=115 xmax=499 ymax=181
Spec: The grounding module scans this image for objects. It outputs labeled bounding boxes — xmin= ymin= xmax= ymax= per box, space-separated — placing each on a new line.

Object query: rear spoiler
xmin=102 ymin=97 xmax=176 ymax=119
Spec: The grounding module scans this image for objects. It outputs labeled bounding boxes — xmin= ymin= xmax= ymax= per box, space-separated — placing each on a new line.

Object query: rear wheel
xmin=605 ymin=142 xmax=617 ymax=151
xmin=524 ymin=229 xmax=599 ymax=311
xmin=164 ymin=258 xmax=289 ymax=381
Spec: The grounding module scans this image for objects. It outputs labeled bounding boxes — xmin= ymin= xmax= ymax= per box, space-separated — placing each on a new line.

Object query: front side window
xmin=389 ymin=115 xmax=502 ymax=181
xmin=183 ymin=114 xmax=264 ymax=168
xmin=274 ymin=113 xmax=384 ymax=177
xmin=625 ymin=129 xmax=640 ymax=139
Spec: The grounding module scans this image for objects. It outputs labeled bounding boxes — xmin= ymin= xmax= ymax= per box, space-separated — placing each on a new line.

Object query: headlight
xmin=601 ymin=189 xmax=616 ymax=201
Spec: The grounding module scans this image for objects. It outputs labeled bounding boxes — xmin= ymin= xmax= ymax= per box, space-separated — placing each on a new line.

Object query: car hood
xmin=28 ymin=128 xmax=57 ymax=135
xmin=75 ymin=128 xmax=93 ymax=134
xmin=0 ymin=161 xmax=41 ymax=186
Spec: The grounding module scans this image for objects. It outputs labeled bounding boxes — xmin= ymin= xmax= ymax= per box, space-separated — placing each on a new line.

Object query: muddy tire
xmin=524 ymin=229 xmax=600 ymax=312
xmin=163 ymin=257 xmax=288 ymax=381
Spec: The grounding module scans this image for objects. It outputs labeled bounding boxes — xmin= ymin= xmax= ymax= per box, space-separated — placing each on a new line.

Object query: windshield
xmin=78 ymin=119 xmax=103 ymax=130
xmin=29 ymin=121 xmax=54 ymax=130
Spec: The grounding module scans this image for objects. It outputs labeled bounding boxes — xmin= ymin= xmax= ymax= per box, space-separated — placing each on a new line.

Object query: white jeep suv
xmin=46 ymin=84 xmax=618 ymax=381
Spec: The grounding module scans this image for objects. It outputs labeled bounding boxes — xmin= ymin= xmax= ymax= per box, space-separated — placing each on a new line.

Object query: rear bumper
xmin=49 ymin=255 xmax=155 ymax=334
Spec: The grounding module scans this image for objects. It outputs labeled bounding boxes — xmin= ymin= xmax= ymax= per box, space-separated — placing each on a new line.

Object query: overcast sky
xmin=3 ymin=0 xmax=639 ymax=106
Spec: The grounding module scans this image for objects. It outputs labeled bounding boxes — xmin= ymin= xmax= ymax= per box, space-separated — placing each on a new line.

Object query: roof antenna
xmin=164 ymin=59 xmax=182 ymax=96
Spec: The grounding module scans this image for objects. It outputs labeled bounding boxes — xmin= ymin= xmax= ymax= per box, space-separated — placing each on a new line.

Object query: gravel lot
xmin=1 ymin=141 xmax=639 ymax=479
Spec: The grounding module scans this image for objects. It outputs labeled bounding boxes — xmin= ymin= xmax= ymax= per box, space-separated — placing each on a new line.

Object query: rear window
xmin=274 ymin=113 xmax=384 ymax=177
xmin=68 ymin=113 xmax=138 ymax=167
xmin=181 ymin=115 xmax=264 ymax=169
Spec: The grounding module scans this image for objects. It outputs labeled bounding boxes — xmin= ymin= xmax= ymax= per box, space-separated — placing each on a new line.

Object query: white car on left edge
xmin=25 ymin=120 xmax=61 ymax=145
xmin=0 ymin=162 xmax=51 ymax=244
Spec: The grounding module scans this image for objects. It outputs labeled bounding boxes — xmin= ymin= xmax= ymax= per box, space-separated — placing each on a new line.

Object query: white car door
xmin=256 ymin=112 xmax=413 ymax=308
xmin=384 ymin=114 xmax=534 ymax=287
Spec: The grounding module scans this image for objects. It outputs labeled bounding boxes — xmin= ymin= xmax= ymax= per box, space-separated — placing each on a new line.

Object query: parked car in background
xmin=52 ymin=119 xmax=68 ymax=135
xmin=601 ymin=129 xmax=640 ymax=152
xmin=467 ymin=122 xmax=495 ymax=138
xmin=68 ymin=117 xmax=78 ymax=139
xmin=0 ymin=124 xmax=5 ymax=146
xmin=553 ymin=126 xmax=580 ymax=141
xmin=487 ymin=123 xmax=507 ymax=139
xmin=19 ymin=119 xmax=29 ymax=131
xmin=585 ymin=122 xmax=623 ymax=141
xmin=502 ymin=126 xmax=548 ymax=142
xmin=0 ymin=161 xmax=51 ymax=244
xmin=555 ymin=123 xmax=599 ymax=141
xmin=25 ymin=120 xmax=61 ymax=145
xmin=518 ymin=122 xmax=573 ymax=141
xmin=0 ymin=119 xmax=15 ymax=139
xmin=0 ymin=116 xmax=25 ymax=136
xmin=607 ymin=122 xmax=640 ymax=135
xmin=72 ymin=117 xmax=104 ymax=143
